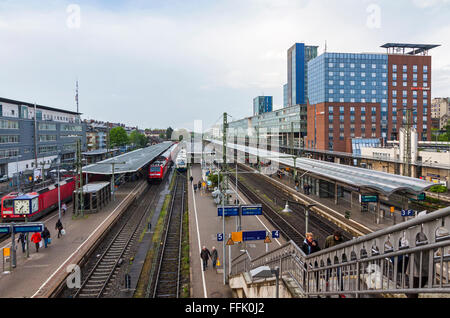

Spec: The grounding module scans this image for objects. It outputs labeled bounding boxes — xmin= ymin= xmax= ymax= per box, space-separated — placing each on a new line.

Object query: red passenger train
xmin=148 ymin=144 xmax=178 ymax=182
xmin=1 ymin=177 xmax=76 ymax=222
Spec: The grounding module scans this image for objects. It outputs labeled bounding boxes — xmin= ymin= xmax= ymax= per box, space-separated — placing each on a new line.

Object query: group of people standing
xmin=301 ymin=231 xmax=343 ymax=256
xmin=17 ymin=218 xmax=65 ymax=254
xmin=190 ymin=176 xmax=206 ymax=193
xmin=200 ymin=246 xmax=218 ymax=271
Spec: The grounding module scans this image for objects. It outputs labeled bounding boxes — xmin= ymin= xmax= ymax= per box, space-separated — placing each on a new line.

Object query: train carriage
xmin=175 ymin=149 xmax=187 ymax=172
xmin=1 ymin=177 xmax=76 ymax=222
xmin=148 ymin=144 xmax=178 ymax=182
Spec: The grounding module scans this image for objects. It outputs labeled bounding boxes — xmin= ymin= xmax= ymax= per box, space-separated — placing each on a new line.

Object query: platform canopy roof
xmin=82 ymin=148 xmax=119 ymax=156
xmin=381 ymin=43 xmax=440 ymax=55
xmin=208 ymin=139 xmax=435 ymax=196
xmin=83 ymin=142 xmax=173 ymax=175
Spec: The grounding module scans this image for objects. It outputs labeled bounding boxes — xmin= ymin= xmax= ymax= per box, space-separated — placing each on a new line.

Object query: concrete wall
xmin=229 ymin=273 xmax=293 ymax=298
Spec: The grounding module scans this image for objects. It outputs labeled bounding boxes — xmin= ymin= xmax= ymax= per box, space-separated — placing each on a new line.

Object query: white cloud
xmin=0 ymin=1 xmax=448 ymax=129
xmin=412 ymin=0 xmax=450 ymax=8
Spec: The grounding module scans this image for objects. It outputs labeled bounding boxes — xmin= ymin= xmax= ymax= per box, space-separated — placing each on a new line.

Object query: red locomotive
xmin=148 ymin=144 xmax=178 ymax=182
xmin=1 ymin=177 xmax=75 ymax=222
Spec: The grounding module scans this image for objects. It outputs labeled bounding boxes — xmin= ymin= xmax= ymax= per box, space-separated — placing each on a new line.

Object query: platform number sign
xmin=401 ymin=210 xmax=415 ymax=217
xmin=217 ymin=233 xmax=224 ymax=242
xmin=272 ymin=230 xmax=280 ymax=239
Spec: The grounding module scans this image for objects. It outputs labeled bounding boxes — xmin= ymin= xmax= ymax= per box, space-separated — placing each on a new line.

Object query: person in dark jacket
xmin=301 ymin=232 xmax=321 ymax=255
xmin=406 ymin=232 xmax=429 ymax=298
xmin=17 ymin=233 xmax=27 ymax=253
xmin=325 ymin=231 xmax=344 ymax=249
xmin=200 ymin=246 xmax=211 ymax=271
xmin=55 ymin=219 xmax=64 ymax=238
xmin=189 ymin=176 xmax=193 ymax=183
xmin=41 ymin=227 xmax=51 ymax=248
xmin=211 ymin=246 xmax=218 ymax=269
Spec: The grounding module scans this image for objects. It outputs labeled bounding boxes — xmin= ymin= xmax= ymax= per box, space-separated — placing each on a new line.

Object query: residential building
xmin=0 ymin=97 xmax=86 ymax=178
xmin=431 ymin=97 xmax=450 ymax=129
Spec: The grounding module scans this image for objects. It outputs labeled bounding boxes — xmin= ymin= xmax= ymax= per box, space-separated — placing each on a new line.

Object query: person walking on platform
xmin=200 ymin=246 xmax=211 ymax=271
xmin=197 ymin=181 xmax=202 ymax=192
xmin=30 ymin=232 xmax=42 ymax=253
xmin=41 ymin=227 xmax=51 ymax=248
xmin=17 ymin=233 xmax=27 ymax=253
xmin=211 ymin=246 xmax=218 ymax=269
xmin=193 ymin=183 xmax=197 ymax=193
xmin=189 ymin=176 xmax=193 ymax=183
xmin=55 ymin=219 xmax=64 ymax=238
xmin=301 ymin=232 xmax=321 ymax=255
xmin=62 ymin=203 xmax=67 ymax=215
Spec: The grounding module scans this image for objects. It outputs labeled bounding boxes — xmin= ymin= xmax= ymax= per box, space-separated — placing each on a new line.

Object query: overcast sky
xmin=0 ymin=0 xmax=449 ymax=131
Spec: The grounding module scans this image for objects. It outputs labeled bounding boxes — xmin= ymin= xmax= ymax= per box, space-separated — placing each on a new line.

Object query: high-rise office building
xmin=287 ymin=43 xmax=318 ymax=106
xmin=283 ymin=84 xmax=288 ymax=108
xmin=305 ymin=43 xmax=438 ymax=153
xmin=253 ymin=96 xmax=273 ymax=116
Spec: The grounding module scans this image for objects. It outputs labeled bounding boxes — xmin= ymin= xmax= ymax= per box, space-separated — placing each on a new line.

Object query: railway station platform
xmin=188 ymin=164 xmax=287 ymax=298
xmin=0 ymin=179 xmax=147 ymax=298
xmin=247 ymin=166 xmax=413 ymax=232
xmin=242 ymin=163 xmax=396 ymax=234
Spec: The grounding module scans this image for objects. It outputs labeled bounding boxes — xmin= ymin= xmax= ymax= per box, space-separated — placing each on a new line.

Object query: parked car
xmin=0 ymin=175 xmax=9 ymax=183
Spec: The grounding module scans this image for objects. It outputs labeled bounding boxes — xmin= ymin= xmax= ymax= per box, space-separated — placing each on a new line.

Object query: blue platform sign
xmin=13 ymin=224 xmax=44 ymax=233
xmin=401 ymin=210 xmax=415 ymax=217
xmin=0 ymin=226 xmax=10 ymax=234
xmin=217 ymin=233 xmax=224 ymax=242
xmin=243 ymin=230 xmax=267 ymax=241
xmin=218 ymin=206 xmax=240 ymax=217
xmin=272 ymin=230 xmax=280 ymax=239
xmin=360 ymin=194 xmax=378 ymax=203
xmin=241 ymin=205 xmax=263 ymax=216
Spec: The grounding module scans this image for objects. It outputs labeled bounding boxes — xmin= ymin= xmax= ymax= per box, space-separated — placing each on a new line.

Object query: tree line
xmin=109 ymin=126 xmax=174 ymax=148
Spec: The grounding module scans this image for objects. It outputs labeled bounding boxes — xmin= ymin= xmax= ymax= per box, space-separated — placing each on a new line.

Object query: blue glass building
xmin=287 ymin=43 xmax=318 ymax=106
xmin=308 ymin=52 xmax=389 ymax=138
xmin=253 ymin=96 xmax=273 ymax=116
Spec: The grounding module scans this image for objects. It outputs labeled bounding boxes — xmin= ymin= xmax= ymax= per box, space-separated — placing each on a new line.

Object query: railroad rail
xmin=73 ymin=183 xmax=160 ymax=298
xmin=229 ymin=173 xmax=305 ymax=246
xmin=151 ymin=171 xmax=186 ymax=298
xmin=237 ymin=163 xmax=371 ymax=237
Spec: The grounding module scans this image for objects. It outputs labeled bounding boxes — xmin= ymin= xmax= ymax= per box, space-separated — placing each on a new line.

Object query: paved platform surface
xmin=0 ymin=179 xmax=146 ymax=298
xmin=188 ymin=164 xmax=287 ymax=298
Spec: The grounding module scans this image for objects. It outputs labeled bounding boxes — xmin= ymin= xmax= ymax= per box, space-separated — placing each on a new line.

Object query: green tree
xmin=166 ymin=127 xmax=174 ymax=140
xmin=129 ymin=130 xmax=148 ymax=148
xmin=109 ymin=127 xmax=129 ymax=147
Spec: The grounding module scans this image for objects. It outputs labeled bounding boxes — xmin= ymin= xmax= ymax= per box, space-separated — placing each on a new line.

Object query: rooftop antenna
xmin=324 ymin=40 xmax=327 ymax=53
xmin=75 ymin=79 xmax=79 ymax=114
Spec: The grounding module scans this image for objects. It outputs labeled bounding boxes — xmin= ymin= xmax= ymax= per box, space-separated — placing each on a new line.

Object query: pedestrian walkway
xmin=0 ymin=179 xmax=146 ymax=298
xmin=188 ymin=164 xmax=286 ymax=298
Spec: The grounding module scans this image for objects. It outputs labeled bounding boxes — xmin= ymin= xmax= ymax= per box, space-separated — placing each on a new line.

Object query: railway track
xmin=73 ymin=182 xmax=160 ymax=298
xmin=230 ymin=167 xmax=354 ymax=246
xmin=151 ymin=171 xmax=186 ymax=298
xmin=229 ymin=174 xmax=305 ymax=247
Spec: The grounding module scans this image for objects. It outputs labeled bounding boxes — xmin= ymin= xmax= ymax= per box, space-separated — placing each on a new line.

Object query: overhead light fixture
xmin=281 ymin=201 xmax=292 ymax=213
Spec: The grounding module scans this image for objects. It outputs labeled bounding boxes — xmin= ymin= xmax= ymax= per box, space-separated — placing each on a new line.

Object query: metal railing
xmin=231 ymin=207 xmax=450 ymax=297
